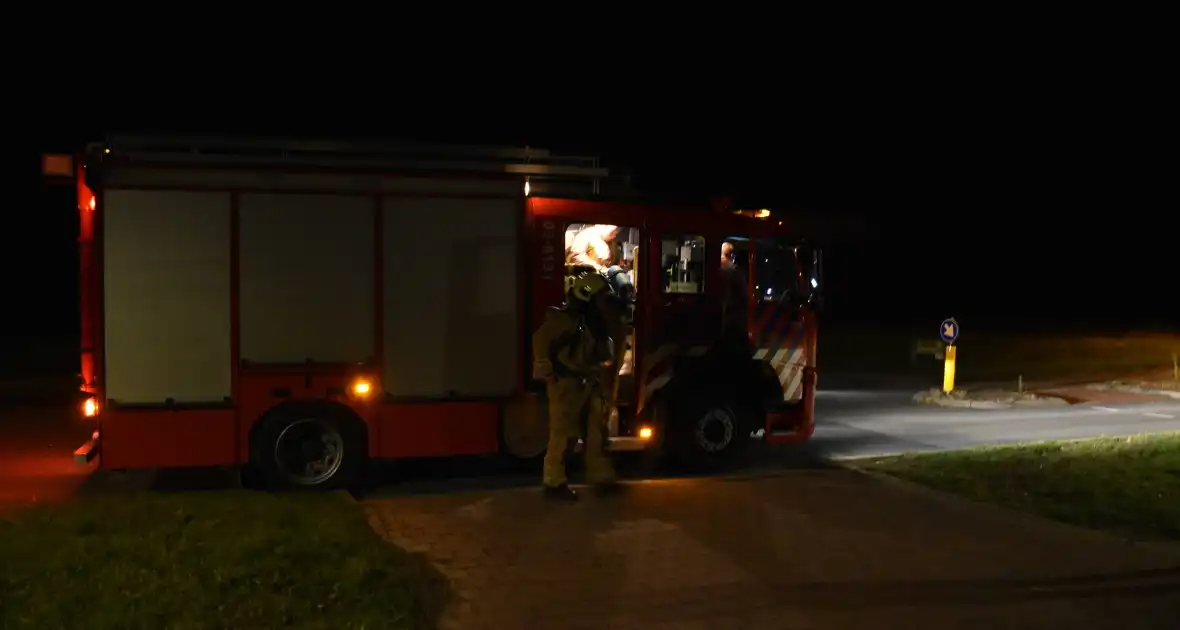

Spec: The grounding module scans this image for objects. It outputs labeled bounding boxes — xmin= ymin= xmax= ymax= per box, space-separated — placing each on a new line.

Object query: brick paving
xmin=364 ymin=469 xmax=1180 ymax=629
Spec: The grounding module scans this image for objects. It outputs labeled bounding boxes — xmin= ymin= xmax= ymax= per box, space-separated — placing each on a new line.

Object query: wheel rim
xmin=695 ymin=407 xmax=735 ymax=453
xmin=273 ymin=418 xmax=344 ymax=485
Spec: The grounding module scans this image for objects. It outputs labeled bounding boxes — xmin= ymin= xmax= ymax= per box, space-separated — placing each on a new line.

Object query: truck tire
xmin=251 ymin=403 xmax=366 ymax=491
xmin=673 ymin=399 xmax=751 ymax=471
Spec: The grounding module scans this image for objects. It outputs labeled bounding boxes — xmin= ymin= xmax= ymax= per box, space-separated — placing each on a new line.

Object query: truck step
xmin=74 ymin=431 xmax=100 ymax=466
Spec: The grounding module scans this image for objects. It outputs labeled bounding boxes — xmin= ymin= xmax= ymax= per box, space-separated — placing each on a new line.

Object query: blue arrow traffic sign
xmin=939 ymin=318 xmax=959 ymax=345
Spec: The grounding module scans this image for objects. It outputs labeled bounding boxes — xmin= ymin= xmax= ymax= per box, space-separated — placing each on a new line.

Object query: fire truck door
xmin=640 ymin=233 xmax=716 ymax=406
xmin=526 ymin=215 xmax=641 ymax=387
xmin=750 ymin=236 xmax=808 ymax=403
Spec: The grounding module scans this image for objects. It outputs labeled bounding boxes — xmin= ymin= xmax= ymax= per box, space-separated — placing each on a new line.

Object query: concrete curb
xmin=1088 ymin=384 xmax=1180 ymax=400
xmin=921 ymin=397 xmax=1010 ymax=409
xmin=838 ymin=461 xmax=1180 ymax=557
xmin=911 ymin=390 xmax=1071 ymax=410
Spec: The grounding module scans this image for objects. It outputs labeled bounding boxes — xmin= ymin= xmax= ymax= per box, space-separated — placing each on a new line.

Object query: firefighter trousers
xmin=543 ymin=378 xmax=616 ymax=488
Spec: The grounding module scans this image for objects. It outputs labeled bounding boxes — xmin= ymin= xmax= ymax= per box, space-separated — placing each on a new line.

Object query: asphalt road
xmin=812 ymin=387 xmax=1180 ymax=460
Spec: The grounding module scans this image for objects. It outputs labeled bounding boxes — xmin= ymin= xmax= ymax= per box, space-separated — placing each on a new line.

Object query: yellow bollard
xmin=942 ymin=345 xmax=957 ymax=394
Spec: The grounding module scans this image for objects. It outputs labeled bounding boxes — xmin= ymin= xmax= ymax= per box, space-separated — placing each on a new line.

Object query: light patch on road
xmin=1092 ymin=406 xmax=1121 ymax=412
xmin=816 ymin=390 xmax=894 ymax=399
xmin=595 ymin=518 xmax=757 ymax=590
xmin=1142 ymin=412 xmax=1175 ymax=419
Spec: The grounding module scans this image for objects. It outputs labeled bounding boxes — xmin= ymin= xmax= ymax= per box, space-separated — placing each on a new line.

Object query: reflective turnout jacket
xmin=532 ymin=308 xmax=614 ymax=435
xmin=532 ymin=308 xmax=608 ymax=382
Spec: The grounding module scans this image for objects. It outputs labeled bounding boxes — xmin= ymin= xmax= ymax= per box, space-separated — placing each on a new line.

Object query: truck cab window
xmin=755 ymin=236 xmax=803 ymax=304
xmin=722 ymin=237 xmax=749 ymax=270
xmin=661 ymin=234 xmax=706 ymax=294
xmin=565 ymin=223 xmax=638 ymax=284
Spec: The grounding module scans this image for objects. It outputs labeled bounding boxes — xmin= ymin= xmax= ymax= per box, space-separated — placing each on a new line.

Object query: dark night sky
xmin=19 ymin=101 xmax=1176 ymax=344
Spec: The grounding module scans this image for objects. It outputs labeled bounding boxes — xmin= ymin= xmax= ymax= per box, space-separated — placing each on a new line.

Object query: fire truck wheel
xmin=251 ymin=403 xmax=366 ymax=491
xmin=677 ymin=400 xmax=750 ymax=470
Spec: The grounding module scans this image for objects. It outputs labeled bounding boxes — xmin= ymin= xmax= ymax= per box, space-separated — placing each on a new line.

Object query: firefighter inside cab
xmin=532 ymin=271 xmax=629 ymax=501
xmin=565 ymin=223 xmax=637 ymax=375
xmin=719 ymin=240 xmax=750 ymax=348
xmin=565 ymin=224 xmax=619 ymax=273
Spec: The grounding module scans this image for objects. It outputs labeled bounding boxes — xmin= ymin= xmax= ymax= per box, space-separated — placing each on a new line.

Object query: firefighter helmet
xmin=569 ymin=272 xmax=614 ymax=302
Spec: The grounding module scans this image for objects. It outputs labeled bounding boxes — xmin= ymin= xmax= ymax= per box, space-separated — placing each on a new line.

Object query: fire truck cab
xmin=516 ymin=198 xmax=822 ymax=469
xmin=58 ymin=135 xmax=823 ymax=490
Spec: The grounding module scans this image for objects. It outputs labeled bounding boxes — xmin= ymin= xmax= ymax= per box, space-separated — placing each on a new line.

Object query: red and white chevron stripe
xmin=760 ymin=346 xmax=805 ymax=401
xmin=637 ymin=343 xmax=710 ymax=411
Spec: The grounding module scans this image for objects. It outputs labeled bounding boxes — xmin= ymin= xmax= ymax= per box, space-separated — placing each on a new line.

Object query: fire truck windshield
xmin=754 ymin=236 xmax=803 ymax=304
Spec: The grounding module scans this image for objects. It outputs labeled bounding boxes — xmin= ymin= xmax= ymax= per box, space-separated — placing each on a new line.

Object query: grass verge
xmin=0 ymin=491 xmax=449 ymax=630
xmin=860 ymin=433 xmax=1180 ymax=542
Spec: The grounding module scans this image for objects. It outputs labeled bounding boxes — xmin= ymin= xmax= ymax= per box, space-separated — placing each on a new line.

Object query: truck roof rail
xmin=89 ymin=134 xmax=614 ymax=180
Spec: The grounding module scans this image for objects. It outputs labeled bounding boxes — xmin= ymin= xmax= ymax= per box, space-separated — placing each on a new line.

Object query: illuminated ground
xmin=810 ymin=383 xmax=1180 ymax=460
xmin=0 ymin=401 xmax=95 ymax=513
xmin=364 ymin=467 xmax=1180 ymax=629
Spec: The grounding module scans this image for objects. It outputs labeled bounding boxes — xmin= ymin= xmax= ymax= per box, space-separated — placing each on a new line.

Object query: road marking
xmin=1143 ymin=412 xmax=1175 ymax=419
xmin=1093 ymin=406 xmax=1121 ymax=412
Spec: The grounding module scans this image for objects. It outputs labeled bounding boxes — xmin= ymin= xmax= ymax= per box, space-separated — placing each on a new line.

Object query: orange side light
xmin=82 ymin=397 xmax=99 ymax=417
xmin=351 ymin=379 xmax=373 ymax=397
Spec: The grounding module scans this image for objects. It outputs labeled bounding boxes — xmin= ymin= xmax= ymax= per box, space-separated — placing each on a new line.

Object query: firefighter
xmin=721 ymin=241 xmax=735 ymax=266
xmin=532 ymin=272 xmax=624 ymax=501
xmin=565 ymin=224 xmax=620 ymax=272
xmin=719 ymin=242 xmax=748 ymax=337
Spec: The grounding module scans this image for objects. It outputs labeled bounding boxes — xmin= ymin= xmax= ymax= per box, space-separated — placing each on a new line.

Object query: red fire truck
xmin=61 ymin=135 xmax=823 ymax=490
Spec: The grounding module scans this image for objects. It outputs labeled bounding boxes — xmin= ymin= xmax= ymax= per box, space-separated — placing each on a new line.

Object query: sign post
xmin=939 ymin=317 xmax=959 ymax=394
